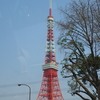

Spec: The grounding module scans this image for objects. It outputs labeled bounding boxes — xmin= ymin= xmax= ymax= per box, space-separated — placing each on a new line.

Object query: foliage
xmin=57 ymin=0 xmax=100 ymax=100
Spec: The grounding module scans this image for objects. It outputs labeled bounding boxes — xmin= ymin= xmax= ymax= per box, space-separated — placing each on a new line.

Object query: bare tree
xmin=57 ymin=0 xmax=100 ymax=100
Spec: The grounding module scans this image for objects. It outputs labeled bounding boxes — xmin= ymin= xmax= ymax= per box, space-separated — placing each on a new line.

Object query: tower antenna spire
xmin=36 ymin=0 xmax=64 ymax=99
xmin=49 ymin=0 xmax=52 ymax=9
xmin=49 ymin=0 xmax=52 ymax=16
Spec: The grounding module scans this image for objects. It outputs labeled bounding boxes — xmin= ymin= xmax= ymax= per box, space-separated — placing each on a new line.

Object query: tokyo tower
xmin=36 ymin=0 xmax=64 ymax=100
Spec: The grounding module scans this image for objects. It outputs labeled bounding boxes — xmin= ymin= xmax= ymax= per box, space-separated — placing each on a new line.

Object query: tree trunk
xmin=98 ymin=88 xmax=100 ymax=100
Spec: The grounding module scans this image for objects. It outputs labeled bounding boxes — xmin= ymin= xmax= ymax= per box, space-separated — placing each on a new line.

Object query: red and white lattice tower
xmin=36 ymin=0 xmax=64 ymax=100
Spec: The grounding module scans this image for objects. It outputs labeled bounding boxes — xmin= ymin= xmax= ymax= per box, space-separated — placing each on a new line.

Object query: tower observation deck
xmin=36 ymin=0 xmax=64 ymax=100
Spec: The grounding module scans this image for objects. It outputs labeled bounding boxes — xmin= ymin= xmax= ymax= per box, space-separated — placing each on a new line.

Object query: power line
xmin=0 ymin=91 xmax=37 ymax=98
xmin=0 ymin=78 xmax=67 ymax=88
xmin=0 ymin=88 xmax=68 ymax=98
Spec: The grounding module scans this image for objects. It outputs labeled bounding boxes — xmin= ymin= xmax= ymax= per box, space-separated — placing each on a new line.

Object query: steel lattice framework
xmin=36 ymin=69 xmax=64 ymax=100
xmin=36 ymin=0 xmax=64 ymax=100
